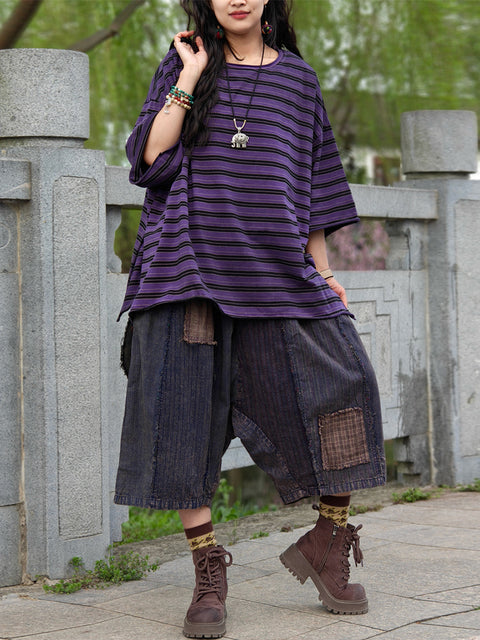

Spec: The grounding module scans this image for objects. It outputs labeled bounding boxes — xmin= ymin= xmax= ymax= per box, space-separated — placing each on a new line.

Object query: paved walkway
xmin=1 ymin=491 xmax=480 ymax=639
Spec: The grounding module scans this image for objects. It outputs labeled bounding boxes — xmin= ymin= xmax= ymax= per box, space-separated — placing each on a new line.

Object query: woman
xmin=114 ymin=1 xmax=386 ymax=637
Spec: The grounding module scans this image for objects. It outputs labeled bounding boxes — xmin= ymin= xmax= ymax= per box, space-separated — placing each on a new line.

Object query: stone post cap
xmin=401 ymin=110 xmax=478 ymax=174
xmin=0 ymin=49 xmax=89 ymax=142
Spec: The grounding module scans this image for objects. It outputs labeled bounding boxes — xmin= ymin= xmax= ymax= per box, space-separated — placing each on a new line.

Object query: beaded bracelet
xmin=170 ymin=85 xmax=194 ymax=103
xmin=164 ymin=93 xmax=193 ymax=113
xmin=164 ymin=85 xmax=194 ymax=114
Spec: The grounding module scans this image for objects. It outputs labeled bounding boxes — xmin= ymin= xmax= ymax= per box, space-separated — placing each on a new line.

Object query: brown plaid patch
xmin=183 ymin=300 xmax=217 ymax=345
xmin=318 ymin=407 xmax=370 ymax=471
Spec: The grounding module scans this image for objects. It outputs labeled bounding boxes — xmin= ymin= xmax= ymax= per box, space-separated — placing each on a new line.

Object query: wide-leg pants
xmin=114 ymin=301 xmax=386 ymax=510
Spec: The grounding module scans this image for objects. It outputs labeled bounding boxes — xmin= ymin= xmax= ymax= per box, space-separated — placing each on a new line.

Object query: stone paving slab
xmin=367 ymin=627 xmax=480 ymax=640
xmin=356 ymin=542 xmax=480 ymax=597
xmin=421 ymin=610 xmax=480 ymax=629
xmin=366 ymin=523 xmax=480 ymax=550
xmin=0 ymin=595 xmax=122 ymax=637
xmin=8 ymin=615 xmax=182 ymax=640
xmin=98 ymin=584 xmax=194 ymax=626
xmin=221 ymin=598 xmax=333 ymax=640
xmin=417 ymin=585 xmax=480 ymax=606
xmin=293 ymin=621 xmax=381 ymax=640
xmin=366 ymin=493 xmax=480 ymax=527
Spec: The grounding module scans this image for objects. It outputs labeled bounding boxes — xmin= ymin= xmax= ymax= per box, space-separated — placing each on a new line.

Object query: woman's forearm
xmin=143 ymin=67 xmax=200 ymax=165
xmin=306 ymin=229 xmax=329 ymax=272
xmin=307 ymin=228 xmax=348 ymax=307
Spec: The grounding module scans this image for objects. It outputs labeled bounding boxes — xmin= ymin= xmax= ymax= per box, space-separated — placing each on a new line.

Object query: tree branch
xmin=68 ymin=0 xmax=146 ymax=53
xmin=0 ymin=0 xmax=43 ymax=49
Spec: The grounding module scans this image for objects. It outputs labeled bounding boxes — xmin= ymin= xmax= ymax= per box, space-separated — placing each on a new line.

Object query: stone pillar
xmin=400 ymin=110 xmax=480 ymax=485
xmin=0 ymin=49 xmax=115 ymax=585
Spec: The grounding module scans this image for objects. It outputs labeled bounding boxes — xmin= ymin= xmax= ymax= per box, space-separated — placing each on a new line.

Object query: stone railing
xmin=1 ymin=49 xmax=479 ymax=587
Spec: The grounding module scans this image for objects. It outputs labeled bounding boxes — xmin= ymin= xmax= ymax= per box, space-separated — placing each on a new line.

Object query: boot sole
xmin=183 ymin=609 xmax=227 ymax=638
xmin=280 ymin=544 xmax=368 ymax=615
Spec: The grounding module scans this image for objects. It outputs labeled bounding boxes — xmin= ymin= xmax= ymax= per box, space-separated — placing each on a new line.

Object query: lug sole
xmin=183 ymin=609 xmax=227 ymax=639
xmin=280 ymin=544 xmax=368 ymax=615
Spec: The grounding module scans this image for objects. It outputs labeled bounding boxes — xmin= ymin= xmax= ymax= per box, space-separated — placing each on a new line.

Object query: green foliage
xmin=457 ymin=478 xmax=480 ymax=492
xmin=119 ymin=478 xmax=276 ymax=544
xmin=43 ymin=551 xmax=158 ymax=594
xmin=114 ymin=208 xmax=142 ymax=272
xmin=293 ymin=0 xmax=480 ymax=152
xmin=392 ymin=487 xmax=432 ymax=504
xmin=349 ymin=504 xmax=368 ymax=516
xmin=250 ymin=531 xmax=269 ymax=539
xmin=121 ymin=506 xmax=183 ymax=543
xmin=349 ymin=504 xmax=383 ymax=516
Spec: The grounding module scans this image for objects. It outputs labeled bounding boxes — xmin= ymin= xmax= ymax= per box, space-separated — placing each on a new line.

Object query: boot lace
xmin=338 ymin=523 xmax=364 ymax=582
xmin=194 ymin=546 xmax=233 ymax=600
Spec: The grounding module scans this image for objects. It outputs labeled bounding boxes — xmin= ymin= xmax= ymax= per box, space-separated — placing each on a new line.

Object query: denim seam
xmin=280 ymin=320 xmax=323 ymax=493
xmin=149 ymin=306 xmax=174 ymax=506
xmin=336 ymin=315 xmax=384 ymax=478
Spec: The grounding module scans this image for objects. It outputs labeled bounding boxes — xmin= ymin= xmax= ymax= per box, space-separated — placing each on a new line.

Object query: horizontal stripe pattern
xmin=120 ymin=49 xmax=359 ymax=319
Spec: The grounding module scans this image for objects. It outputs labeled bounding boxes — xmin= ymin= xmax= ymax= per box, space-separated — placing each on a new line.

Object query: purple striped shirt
xmin=120 ymin=48 xmax=359 ymax=319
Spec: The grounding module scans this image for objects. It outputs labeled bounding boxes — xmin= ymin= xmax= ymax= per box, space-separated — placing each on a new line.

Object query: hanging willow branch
xmin=68 ymin=0 xmax=147 ymax=52
xmin=0 ymin=0 xmax=43 ymax=49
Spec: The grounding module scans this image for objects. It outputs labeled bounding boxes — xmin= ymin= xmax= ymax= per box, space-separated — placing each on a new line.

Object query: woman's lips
xmin=230 ymin=12 xmax=249 ymax=19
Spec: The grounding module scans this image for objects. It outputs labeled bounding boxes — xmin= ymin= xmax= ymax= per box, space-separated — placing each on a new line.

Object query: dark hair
xmin=178 ymin=0 xmax=301 ymax=151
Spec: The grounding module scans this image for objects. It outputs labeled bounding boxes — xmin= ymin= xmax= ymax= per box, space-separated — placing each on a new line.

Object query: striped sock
xmin=319 ymin=495 xmax=350 ymax=528
xmin=184 ymin=521 xmax=217 ymax=552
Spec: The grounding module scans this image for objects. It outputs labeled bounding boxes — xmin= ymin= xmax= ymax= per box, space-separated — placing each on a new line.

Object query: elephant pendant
xmin=231 ymin=131 xmax=249 ymax=148
xmin=231 ymin=119 xmax=249 ymax=149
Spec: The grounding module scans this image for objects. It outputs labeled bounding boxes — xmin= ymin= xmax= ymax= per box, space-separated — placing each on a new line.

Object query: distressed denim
xmin=114 ymin=302 xmax=386 ymax=510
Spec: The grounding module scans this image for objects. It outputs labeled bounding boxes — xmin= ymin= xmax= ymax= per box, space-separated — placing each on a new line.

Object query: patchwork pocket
xmin=319 ymin=407 xmax=370 ymax=471
xmin=232 ymin=407 xmax=299 ymax=498
xmin=183 ymin=299 xmax=217 ymax=345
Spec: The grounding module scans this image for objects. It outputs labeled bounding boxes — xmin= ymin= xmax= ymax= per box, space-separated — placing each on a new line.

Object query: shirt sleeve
xmin=126 ymin=49 xmax=185 ymax=190
xmin=309 ymin=83 xmax=360 ymax=236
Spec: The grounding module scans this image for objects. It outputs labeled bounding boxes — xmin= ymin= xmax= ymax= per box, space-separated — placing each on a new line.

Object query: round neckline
xmin=225 ymin=49 xmax=283 ymax=69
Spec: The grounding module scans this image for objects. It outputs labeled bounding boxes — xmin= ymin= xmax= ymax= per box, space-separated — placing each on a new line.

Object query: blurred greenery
xmin=119 ymin=477 xmax=276 ymax=544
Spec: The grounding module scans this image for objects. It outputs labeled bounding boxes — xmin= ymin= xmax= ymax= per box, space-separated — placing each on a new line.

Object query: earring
xmin=216 ymin=24 xmax=224 ymax=39
xmin=261 ymin=20 xmax=273 ymax=36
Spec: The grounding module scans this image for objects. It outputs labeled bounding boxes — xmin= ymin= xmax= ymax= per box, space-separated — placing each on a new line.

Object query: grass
xmin=250 ymin=531 xmax=269 ymax=539
xmin=42 ymin=552 xmax=158 ymax=594
xmin=392 ymin=487 xmax=432 ymax=504
xmin=349 ymin=504 xmax=383 ymax=516
xmin=457 ymin=478 xmax=480 ymax=492
xmin=119 ymin=478 xmax=277 ymax=545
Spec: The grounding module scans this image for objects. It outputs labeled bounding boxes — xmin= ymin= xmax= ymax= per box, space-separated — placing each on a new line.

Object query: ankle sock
xmin=184 ymin=521 xmax=217 ymax=552
xmin=319 ymin=495 xmax=351 ymax=528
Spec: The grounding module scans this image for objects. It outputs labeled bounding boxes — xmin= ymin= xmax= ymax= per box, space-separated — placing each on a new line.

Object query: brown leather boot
xmin=183 ymin=545 xmax=233 ymax=639
xmin=280 ymin=505 xmax=368 ymax=614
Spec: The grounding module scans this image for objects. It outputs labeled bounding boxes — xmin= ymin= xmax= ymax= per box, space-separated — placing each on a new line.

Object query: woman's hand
xmin=173 ymin=31 xmax=208 ymax=82
xmin=326 ymin=277 xmax=348 ymax=308
xmin=305 ymin=229 xmax=348 ymax=309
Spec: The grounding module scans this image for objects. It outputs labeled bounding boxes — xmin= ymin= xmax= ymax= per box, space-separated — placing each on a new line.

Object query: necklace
xmin=225 ymin=42 xmax=265 ymax=149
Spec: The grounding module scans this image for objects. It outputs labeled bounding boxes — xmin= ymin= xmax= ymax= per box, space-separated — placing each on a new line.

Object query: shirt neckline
xmin=225 ymin=49 xmax=284 ymax=70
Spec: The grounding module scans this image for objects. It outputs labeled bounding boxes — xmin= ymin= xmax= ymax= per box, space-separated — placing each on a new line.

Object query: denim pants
xmin=114 ymin=301 xmax=386 ymax=510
